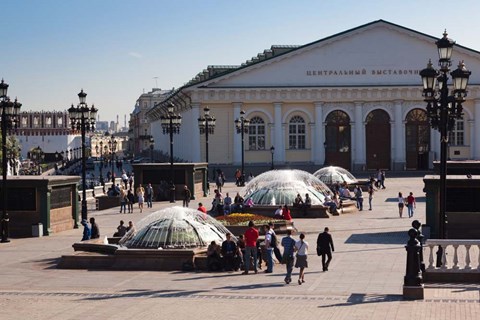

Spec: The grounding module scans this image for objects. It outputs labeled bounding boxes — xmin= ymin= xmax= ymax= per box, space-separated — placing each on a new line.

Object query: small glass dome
xmin=119 ymin=206 xmax=233 ymax=249
xmin=242 ymin=169 xmax=331 ymax=206
xmin=313 ymin=166 xmax=358 ymax=186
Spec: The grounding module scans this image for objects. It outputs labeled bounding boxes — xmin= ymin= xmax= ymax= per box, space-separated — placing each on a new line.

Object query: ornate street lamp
xmin=198 ymin=106 xmax=216 ymax=184
xmin=270 ymin=145 xmax=275 ymax=170
xmin=420 ymin=31 xmax=471 ymax=240
xmin=0 ymin=79 xmax=21 ymax=243
xmin=107 ymin=133 xmax=117 ymax=184
xmin=235 ymin=110 xmax=250 ymax=186
xmin=68 ymin=89 xmax=97 ymax=223
xmin=149 ymin=136 xmax=154 ymax=163
xmin=160 ymin=103 xmax=182 ymax=202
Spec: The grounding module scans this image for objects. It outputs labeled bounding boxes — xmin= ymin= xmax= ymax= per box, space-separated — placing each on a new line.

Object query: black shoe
xmin=264 ymin=270 xmax=272 ymax=273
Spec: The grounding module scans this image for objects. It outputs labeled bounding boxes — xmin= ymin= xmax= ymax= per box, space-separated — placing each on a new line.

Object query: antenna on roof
xmin=153 ymin=76 xmax=159 ymax=88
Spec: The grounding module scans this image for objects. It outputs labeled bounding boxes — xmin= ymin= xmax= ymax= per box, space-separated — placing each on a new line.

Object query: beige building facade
xmin=147 ymin=20 xmax=480 ymax=171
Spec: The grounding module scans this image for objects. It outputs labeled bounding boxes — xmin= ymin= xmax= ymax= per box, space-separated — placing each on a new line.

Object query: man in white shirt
xmin=263 ymin=224 xmax=274 ymax=273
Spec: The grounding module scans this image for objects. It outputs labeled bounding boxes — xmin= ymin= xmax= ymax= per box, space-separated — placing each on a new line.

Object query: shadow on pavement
xmin=318 ymin=293 xmax=403 ymax=308
xmin=215 ymin=282 xmax=286 ymax=290
xmin=345 ymin=231 xmax=406 ymax=245
xmin=81 ymin=289 xmax=206 ymax=301
xmin=33 ymin=257 xmax=61 ymax=270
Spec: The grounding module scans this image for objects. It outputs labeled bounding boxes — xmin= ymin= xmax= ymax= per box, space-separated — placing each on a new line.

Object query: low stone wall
xmin=226 ymin=221 xmax=294 ymax=237
xmin=244 ymin=205 xmax=330 ymax=218
xmin=96 ymin=196 xmax=120 ymax=210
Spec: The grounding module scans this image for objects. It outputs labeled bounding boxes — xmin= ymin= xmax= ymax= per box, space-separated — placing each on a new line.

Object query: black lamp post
xmin=235 ymin=110 xmax=250 ymax=186
xmin=160 ymin=103 xmax=182 ymax=202
xmin=420 ymin=31 xmax=471 ymax=240
xmin=68 ymin=89 xmax=97 ymax=222
xmin=198 ymin=106 xmax=216 ymax=182
xmin=270 ymin=145 xmax=275 ymax=170
xmin=107 ymin=133 xmax=117 ymax=184
xmin=149 ymin=136 xmax=154 ymax=163
xmin=0 ymin=79 xmax=21 ymax=243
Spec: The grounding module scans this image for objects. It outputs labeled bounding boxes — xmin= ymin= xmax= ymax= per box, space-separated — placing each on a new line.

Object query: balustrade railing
xmin=425 ymin=239 xmax=480 ymax=272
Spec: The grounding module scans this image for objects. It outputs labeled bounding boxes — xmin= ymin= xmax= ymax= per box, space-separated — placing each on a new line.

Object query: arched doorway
xmin=405 ymin=109 xmax=430 ymax=170
xmin=365 ymin=109 xmax=391 ymax=170
xmin=325 ymin=110 xmax=351 ymax=170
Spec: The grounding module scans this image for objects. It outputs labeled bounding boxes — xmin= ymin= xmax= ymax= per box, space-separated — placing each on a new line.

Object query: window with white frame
xmin=449 ymin=119 xmax=464 ymax=146
xmin=288 ymin=115 xmax=306 ymax=149
xmin=248 ymin=116 xmax=265 ymax=150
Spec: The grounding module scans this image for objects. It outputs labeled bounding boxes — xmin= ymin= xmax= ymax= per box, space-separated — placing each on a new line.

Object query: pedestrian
xmin=215 ymin=173 xmax=223 ymax=192
xmin=263 ymin=224 xmax=274 ymax=273
xmin=407 ymin=192 xmax=416 ymax=218
xmin=354 ymin=185 xmax=363 ymax=211
xmin=380 ymin=170 xmax=386 ymax=189
xmin=281 ymin=229 xmax=296 ymax=284
xmin=127 ymin=189 xmax=134 ymax=213
xmin=183 ymin=185 xmax=191 ymax=207
xmin=81 ymin=219 xmax=91 ymax=241
xmin=398 ymin=192 xmax=405 ymax=218
xmin=316 ymin=227 xmax=334 ymax=271
xmin=145 ymin=183 xmax=154 ymax=208
xmin=295 ymin=233 xmax=309 ymax=284
xmin=136 ymin=184 xmax=145 ymax=213
xmin=368 ymin=185 xmax=374 ymax=210
xmin=90 ymin=217 xmax=100 ymax=239
xmin=268 ymin=222 xmax=283 ymax=263
xmin=221 ymin=232 xmax=238 ymax=271
xmin=119 ymin=187 xmax=127 ymax=213
xmin=223 ymin=192 xmax=232 ymax=215
xmin=283 ymin=204 xmax=292 ymax=222
xmin=114 ymin=220 xmax=127 ymax=237
xmin=121 ymin=171 xmax=128 ymax=189
xmin=242 ymin=220 xmax=259 ymax=275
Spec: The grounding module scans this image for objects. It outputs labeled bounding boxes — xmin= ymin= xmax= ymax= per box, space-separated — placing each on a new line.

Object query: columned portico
xmin=313 ymin=102 xmax=325 ymax=165
xmin=353 ymin=101 xmax=366 ymax=170
xmin=273 ymin=102 xmax=285 ymax=163
xmin=393 ymin=100 xmax=405 ymax=170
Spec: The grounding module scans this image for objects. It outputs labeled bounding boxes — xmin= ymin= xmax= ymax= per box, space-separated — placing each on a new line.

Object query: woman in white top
xmin=398 ymin=192 xmax=405 ymax=218
xmin=294 ymin=233 xmax=309 ymax=285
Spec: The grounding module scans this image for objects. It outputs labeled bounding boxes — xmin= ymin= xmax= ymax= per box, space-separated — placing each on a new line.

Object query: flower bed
xmin=216 ymin=213 xmax=284 ymax=226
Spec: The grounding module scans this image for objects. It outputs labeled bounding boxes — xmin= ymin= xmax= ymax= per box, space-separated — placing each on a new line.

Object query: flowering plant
xmin=216 ymin=213 xmax=284 ymax=226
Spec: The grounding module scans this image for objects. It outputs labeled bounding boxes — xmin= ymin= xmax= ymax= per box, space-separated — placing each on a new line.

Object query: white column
xmin=313 ymin=101 xmax=325 ymax=165
xmin=354 ymin=101 xmax=365 ymax=169
xmin=394 ymin=100 xmax=405 ymax=169
xmin=232 ymin=103 xmax=242 ymax=165
xmin=274 ymin=102 xmax=285 ymax=163
xmin=469 ymin=119 xmax=474 ymax=159
xmin=190 ymin=103 xmax=202 ymax=163
xmin=474 ymin=100 xmax=480 ymax=159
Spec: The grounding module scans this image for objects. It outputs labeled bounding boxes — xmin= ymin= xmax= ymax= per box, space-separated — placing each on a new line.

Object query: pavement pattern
xmin=0 ymin=175 xmax=478 ymax=320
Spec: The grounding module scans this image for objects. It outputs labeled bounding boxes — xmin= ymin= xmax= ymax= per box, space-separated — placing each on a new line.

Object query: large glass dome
xmin=242 ymin=169 xmax=331 ymax=206
xmin=119 ymin=206 xmax=232 ymax=249
xmin=313 ymin=166 xmax=358 ymax=186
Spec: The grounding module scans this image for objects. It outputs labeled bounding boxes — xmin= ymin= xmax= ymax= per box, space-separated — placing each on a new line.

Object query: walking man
xmin=183 ymin=185 xmax=192 ymax=208
xmin=281 ymin=229 xmax=297 ymax=284
xmin=269 ymin=222 xmax=283 ymax=263
xmin=317 ymin=227 xmax=334 ymax=271
xmin=243 ymin=221 xmax=259 ymax=275
xmin=407 ymin=192 xmax=416 ymax=218
xmin=263 ymin=224 xmax=274 ymax=273
xmin=145 ymin=183 xmax=154 ymax=208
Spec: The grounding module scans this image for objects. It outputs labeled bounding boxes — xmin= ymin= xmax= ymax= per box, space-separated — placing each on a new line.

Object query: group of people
xmin=117 ymin=179 xmax=154 ymax=214
xmin=81 ymin=217 xmax=100 ymax=241
xmin=206 ymin=220 xmax=335 ymax=285
xmin=397 ymin=191 xmax=416 ymax=218
xmin=208 ymin=190 xmax=254 ymax=216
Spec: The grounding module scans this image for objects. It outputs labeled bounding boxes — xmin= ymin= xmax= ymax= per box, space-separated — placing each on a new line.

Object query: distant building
xmin=128 ymin=88 xmax=174 ymax=156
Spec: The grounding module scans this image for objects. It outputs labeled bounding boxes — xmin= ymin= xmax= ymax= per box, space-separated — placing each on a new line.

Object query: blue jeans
xmin=266 ymin=248 xmax=274 ymax=272
xmin=146 ymin=195 xmax=153 ymax=208
xmin=284 ymin=255 xmax=294 ymax=281
xmin=120 ymin=202 xmax=126 ymax=213
xmin=408 ymin=204 xmax=414 ymax=217
xmin=244 ymin=246 xmax=257 ymax=273
xmin=357 ymin=198 xmax=363 ymax=210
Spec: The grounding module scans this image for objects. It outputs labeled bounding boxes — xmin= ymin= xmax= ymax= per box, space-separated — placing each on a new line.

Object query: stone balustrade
xmin=423 ymin=239 xmax=480 ymax=282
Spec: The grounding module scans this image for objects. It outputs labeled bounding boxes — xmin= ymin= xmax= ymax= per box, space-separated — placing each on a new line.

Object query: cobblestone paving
xmin=0 ymin=175 xmax=479 ymax=319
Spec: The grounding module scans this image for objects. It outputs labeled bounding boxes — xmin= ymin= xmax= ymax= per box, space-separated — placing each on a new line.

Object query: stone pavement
xmin=0 ymin=175 xmax=478 ymax=320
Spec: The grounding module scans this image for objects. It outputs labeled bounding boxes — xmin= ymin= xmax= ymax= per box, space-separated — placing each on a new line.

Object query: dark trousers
xmin=321 ymin=252 xmax=332 ymax=271
xmin=273 ymin=246 xmax=283 ymax=262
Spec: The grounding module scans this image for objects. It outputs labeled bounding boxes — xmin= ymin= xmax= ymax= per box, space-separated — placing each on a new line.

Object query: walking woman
xmin=398 ymin=192 xmax=405 ymax=218
xmin=294 ymin=233 xmax=309 ymax=285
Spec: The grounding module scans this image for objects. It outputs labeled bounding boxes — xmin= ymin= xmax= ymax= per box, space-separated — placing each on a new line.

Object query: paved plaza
xmin=0 ymin=175 xmax=478 ymax=320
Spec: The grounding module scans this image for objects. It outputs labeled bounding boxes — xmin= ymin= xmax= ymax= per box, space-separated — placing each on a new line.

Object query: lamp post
xmin=149 ymin=136 xmax=154 ymax=163
xmin=270 ymin=145 xmax=275 ymax=170
xmin=160 ymin=103 xmax=182 ymax=202
xmin=68 ymin=89 xmax=97 ymax=222
xmin=107 ymin=133 xmax=117 ymax=184
xmin=198 ymin=106 xmax=216 ymax=183
xmin=235 ymin=110 xmax=250 ymax=186
xmin=0 ymin=79 xmax=21 ymax=243
xmin=420 ymin=31 xmax=471 ymax=240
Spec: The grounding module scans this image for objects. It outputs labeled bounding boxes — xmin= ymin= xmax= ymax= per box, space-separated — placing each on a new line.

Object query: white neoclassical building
xmin=146 ymin=20 xmax=480 ymax=171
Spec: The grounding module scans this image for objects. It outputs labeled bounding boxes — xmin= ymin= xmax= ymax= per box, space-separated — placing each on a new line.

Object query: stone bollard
xmin=412 ymin=220 xmax=426 ymax=272
xmin=403 ymin=228 xmax=424 ymax=300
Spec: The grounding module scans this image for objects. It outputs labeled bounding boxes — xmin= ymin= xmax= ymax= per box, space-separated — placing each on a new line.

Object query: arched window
xmin=289 ymin=115 xmax=306 ymax=149
xmin=248 ymin=116 xmax=265 ymax=150
xmin=449 ymin=119 xmax=464 ymax=146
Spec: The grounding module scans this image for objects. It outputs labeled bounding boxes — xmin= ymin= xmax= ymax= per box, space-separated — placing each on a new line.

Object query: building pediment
xmin=190 ymin=20 xmax=480 ymax=89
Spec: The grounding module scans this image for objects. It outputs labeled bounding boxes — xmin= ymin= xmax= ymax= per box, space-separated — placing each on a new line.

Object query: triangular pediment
xmin=189 ymin=20 xmax=480 ymax=89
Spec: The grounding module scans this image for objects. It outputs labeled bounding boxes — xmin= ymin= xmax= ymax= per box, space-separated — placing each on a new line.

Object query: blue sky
xmin=2 ymin=0 xmax=480 ymax=123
